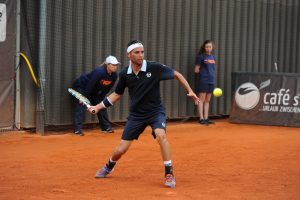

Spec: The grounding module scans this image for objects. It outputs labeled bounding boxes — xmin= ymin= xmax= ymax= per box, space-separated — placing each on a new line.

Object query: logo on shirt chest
xmin=100 ymin=80 xmax=112 ymax=86
xmin=204 ymin=59 xmax=216 ymax=64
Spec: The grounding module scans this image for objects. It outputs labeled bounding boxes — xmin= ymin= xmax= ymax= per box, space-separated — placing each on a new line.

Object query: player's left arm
xmin=174 ymin=70 xmax=199 ymax=102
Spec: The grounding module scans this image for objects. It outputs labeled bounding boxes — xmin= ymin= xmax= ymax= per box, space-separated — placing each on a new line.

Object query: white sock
xmin=164 ymin=160 xmax=172 ymax=166
xmin=110 ymin=157 xmax=116 ymax=163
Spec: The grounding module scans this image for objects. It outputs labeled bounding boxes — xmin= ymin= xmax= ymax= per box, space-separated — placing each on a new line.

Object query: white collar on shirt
xmin=127 ymin=60 xmax=147 ymax=74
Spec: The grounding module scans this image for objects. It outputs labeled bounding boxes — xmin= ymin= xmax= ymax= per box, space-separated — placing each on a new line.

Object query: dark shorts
xmin=121 ymin=112 xmax=167 ymax=140
xmin=197 ymin=83 xmax=215 ymax=93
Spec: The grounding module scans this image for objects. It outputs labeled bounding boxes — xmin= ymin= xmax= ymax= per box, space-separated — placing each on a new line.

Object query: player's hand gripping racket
xmin=68 ymin=88 xmax=95 ymax=113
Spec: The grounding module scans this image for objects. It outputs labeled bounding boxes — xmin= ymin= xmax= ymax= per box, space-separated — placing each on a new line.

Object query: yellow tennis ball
xmin=213 ymin=88 xmax=222 ymax=97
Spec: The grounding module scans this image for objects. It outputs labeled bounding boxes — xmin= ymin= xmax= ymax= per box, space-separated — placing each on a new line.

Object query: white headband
xmin=127 ymin=43 xmax=144 ymax=53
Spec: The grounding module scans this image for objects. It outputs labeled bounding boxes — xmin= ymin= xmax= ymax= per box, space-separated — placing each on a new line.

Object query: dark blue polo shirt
xmin=74 ymin=66 xmax=117 ymax=99
xmin=195 ymin=54 xmax=216 ymax=84
xmin=115 ymin=60 xmax=174 ymax=118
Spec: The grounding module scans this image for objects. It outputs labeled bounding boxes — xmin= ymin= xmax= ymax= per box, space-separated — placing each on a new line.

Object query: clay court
xmin=0 ymin=120 xmax=300 ymax=200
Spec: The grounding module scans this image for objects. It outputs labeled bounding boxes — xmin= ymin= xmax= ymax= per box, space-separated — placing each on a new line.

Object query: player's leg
xmin=155 ymin=128 xmax=172 ymax=163
xmin=95 ymin=117 xmax=146 ymax=178
xmin=111 ymin=139 xmax=133 ymax=161
xmin=154 ymin=128 xmax=176 ymax=188
xmin=151 ymin=113 xmax=175 ymax=188
xmin=95 ymin=139 xmax=133 ymax=178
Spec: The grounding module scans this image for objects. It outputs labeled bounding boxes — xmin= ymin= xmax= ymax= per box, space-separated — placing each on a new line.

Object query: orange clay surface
xmin=1 ymin=119 xmax=300 ymax=200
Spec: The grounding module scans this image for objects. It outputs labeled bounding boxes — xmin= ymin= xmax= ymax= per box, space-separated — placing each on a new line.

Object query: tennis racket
xmin=68 ymin=88 xmax=95 ymax=113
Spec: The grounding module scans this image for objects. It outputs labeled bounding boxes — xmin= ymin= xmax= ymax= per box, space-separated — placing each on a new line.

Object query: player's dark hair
xmin=127 ymin=39 xmax=142 ymax=47
xmin=198 ymin=40 xmax=214 ymax=55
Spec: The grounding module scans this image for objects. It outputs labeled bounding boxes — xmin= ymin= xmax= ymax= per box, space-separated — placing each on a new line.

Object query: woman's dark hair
xmin=198 ymin=40 xmax=213 ymax=55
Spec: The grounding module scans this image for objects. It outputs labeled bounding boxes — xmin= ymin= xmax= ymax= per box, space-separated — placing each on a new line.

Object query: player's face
xmin=204 ymin=43 xmax=213 ymax=54
xmin=128 ymin=47 xmax=144 ymax=66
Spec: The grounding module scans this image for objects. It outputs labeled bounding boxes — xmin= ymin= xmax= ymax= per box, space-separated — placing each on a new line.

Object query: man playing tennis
xmin=88 ymin=40 xmax=199 ymax=188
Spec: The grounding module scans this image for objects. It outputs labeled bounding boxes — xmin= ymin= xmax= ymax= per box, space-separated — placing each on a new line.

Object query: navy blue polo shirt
xmin=195 ymin=54 xmax=216 ymax=84
xmin=74 ymin=66 xmax=117 ymax=98
xmin=115 ymin=60 xmax=174 ymax=118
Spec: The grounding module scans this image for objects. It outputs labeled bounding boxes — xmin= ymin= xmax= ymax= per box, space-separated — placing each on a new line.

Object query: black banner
xmin=230 ymin=72 xmax=300 ymax=127
xmin=0 ymin=0 xmax=16 ymax=129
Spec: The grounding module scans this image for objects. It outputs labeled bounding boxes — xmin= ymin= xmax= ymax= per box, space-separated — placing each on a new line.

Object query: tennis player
xmin=88 ymin=40 xmax=199 ymax=188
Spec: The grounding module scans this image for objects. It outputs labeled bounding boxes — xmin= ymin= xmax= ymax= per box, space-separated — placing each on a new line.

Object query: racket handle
xmin=86 ymin=105 xmax=96 ymax=114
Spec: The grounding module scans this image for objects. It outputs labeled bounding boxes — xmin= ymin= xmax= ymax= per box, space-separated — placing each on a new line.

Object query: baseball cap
xmin=105 ymin=55 xmax=120 ymax=65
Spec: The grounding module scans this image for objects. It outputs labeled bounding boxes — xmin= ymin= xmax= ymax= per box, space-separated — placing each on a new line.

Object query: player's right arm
xmin=174 ymin=71 xmax=199 ymax=103
xmin=88 ymin=92 xmax=122 ymax=114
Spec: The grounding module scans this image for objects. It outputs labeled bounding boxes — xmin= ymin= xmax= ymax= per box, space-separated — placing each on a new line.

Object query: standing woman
xmin=194 ymin=40 xmax=216 ymax=125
